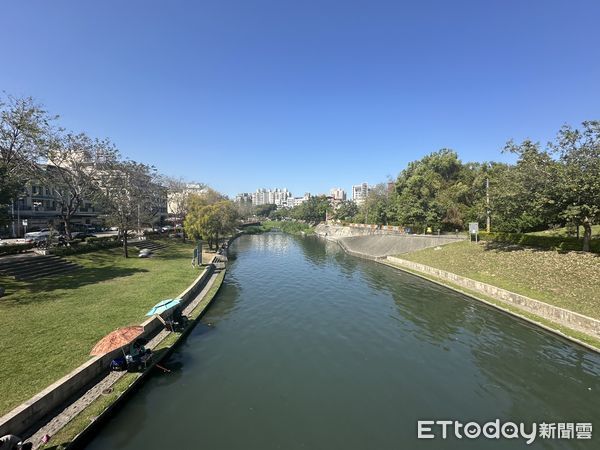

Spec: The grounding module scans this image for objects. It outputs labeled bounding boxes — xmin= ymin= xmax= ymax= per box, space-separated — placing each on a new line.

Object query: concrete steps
xmin=0 ymin=254 xmax=81 ymax=281
xmin=134 ymin=241 xmax=166 ymax=252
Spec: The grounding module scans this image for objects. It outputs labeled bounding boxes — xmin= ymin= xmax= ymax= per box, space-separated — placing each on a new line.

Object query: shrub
xmin=479 ymin=232 xmax=600 ymax=254
xmin=241 ymin=225 xmax=264 ymax=235
xmin=86 ymin=236 xmax=117 ymax=244
xmin=50 ymin=239 xmax=122 ymax=256
xmin=0 ymin=243 xmax=36 ymax=255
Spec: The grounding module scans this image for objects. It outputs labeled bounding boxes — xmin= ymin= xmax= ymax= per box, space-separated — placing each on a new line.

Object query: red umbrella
xmin=90 ymin=326 xmax=144 ymax=356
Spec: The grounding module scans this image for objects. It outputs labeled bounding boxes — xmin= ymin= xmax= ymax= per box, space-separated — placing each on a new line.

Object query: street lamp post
xmin=11 ymin=200 xmax=16 ymax=237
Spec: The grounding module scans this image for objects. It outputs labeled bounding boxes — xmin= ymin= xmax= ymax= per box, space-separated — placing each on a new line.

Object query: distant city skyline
xmin=2 ymin=1 xmax=599 ymax=199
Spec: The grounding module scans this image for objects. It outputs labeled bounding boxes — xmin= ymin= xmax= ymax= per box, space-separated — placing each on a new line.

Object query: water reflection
xmin=86 ymin=234 xmax=600 ymax=450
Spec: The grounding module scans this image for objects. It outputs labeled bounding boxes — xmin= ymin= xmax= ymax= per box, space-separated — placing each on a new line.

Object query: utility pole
xmin=486 ymin=177 xmax=491 ymax=233
xmin=17 ymin=200 xmax=21 ymax=237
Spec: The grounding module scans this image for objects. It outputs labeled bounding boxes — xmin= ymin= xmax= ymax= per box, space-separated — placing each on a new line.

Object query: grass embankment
xmin=399 ymin=241 xmax=600 ymax=320
xmin=257 ymin=220 xmax=314 ymax=235
xmin=0 ymin=240 xmax=204 ymax=416
xmin=39 ymin=269 xmax=227 ymax=450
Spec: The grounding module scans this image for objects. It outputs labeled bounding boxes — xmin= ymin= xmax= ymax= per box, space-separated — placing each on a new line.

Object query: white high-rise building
xmin=330 ymin=187 xmax=346 ymax=201
xmin=352 ymin=183 xmax=370 ymax=205
xmin=249 ymin=188 xmax=292 ymax=207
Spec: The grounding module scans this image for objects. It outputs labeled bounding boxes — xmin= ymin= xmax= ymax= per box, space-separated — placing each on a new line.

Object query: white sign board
xmin=469 ymin=222 xmax=479 ymax=234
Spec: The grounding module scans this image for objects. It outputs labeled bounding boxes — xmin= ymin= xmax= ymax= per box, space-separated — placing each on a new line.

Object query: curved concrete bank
xmin=317 ymin=224 xmax=600 ymax=349
xmin=315 ymin=223 xmax=464 ymax=258
xmin=387 ymin=256 xmax=600 ymax=340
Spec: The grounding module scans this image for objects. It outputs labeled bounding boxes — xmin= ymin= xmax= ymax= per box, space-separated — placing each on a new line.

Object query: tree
xmin=332 ymin=200 xmax=358 ymax=222
xmin=0 ymin=164 xmax=20 ymax=227
xmin=97 ymin=159 xmax=161 ymax=257
xmin=184 ymin=198 xmax=238 ymax=250
xmin=163 ymin=177 xmax=207 ymax=233
xmin=500 ymin=139 xmax=561 ymax=232
xmin=291 ymin=196 xmax=330 ymax=223
xmin=359 ymin=183 xmax=394 ymax=225
xmin=34 ymin=132 xmax=118 ymax=238
xmin=0 ymin=95 xmax=55 ymax=229
xmin=254 ymin=203 xmax=277 ymax=218
xmin=552 ymin=121 xmax=600 ymax=251
xmin=394 ymin=149 xmax=466 ymax=231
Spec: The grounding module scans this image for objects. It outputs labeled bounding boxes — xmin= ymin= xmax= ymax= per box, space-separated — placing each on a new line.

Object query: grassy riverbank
xmin=244 ymin=220 xmax=314 ymax=235
xmin=38 ymin=269 xmax=227 ymax=450
xmin=0 ymin=240 xmax=201 ymax=415
xmin=400 ymin=241 xmax=600 ymax=320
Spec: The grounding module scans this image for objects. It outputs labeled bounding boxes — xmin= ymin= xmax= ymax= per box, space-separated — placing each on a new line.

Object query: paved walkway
xmin=25 ymin=268 xmax=224 ymax=449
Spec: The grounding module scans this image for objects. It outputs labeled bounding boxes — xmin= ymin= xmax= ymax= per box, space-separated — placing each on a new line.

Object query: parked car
xmin=71 ymin=231 xmax=97 ymax=240
xmin=23 ymin=230 xmax=53 ymax=243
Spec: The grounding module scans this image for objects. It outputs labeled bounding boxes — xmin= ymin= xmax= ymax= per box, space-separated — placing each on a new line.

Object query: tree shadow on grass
xmin=0 ymin=266 xmax=149 ymax=305
xmin=481 ymin=241 xmax=599 ymax=256
xmin=30 ymin=266 xmax=149 ymax=293
xmin=481 ymin=242 xmax=535 ymax=253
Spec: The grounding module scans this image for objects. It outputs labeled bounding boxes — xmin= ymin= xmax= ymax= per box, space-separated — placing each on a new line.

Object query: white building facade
xmin=352 ymin=183 xmax=370 ymax=205
xmin=329 ymin=187 xmax=347 ymax=201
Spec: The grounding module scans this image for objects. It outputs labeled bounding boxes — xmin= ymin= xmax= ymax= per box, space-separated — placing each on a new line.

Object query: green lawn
xmin=0 ymin=240 xmax=200 ymax=415
xmin=400 ymin=241 xmax=600 ymax=319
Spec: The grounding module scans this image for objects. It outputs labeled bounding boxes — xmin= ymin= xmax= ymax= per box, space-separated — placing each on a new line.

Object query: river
xmin=86 ymin=233 xmax=600 ymax=449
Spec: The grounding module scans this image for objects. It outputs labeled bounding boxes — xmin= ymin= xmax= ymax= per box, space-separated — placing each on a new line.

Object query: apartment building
xmin=329 ymin=187 xmax=347 ymax=202
xmin=352 ymin=183 xmax=370 ymax=205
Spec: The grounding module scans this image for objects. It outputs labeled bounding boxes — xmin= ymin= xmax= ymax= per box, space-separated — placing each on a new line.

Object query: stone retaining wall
xmin=0 ymin=264 xmax=215 ymax=439
xmin=315 ymin=224 xmax=464 ymax=258
xmin=386 ymin=256 xmax=600 ymax=339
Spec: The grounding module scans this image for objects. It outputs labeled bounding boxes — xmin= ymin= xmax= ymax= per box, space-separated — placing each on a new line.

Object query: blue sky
xmin=2 ymin=0 xmax=599 ymax=197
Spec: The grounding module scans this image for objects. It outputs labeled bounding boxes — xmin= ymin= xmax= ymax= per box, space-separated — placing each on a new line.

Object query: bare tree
xmin=35 ymin=133 xmax=119 ymax=238
xmin=0 ymin=95 xmax=55 ymax=176
xmin=1 ymin=95 xmax=56 ymax=229
xmin=98 ymin=159 xmax=161 ymax=257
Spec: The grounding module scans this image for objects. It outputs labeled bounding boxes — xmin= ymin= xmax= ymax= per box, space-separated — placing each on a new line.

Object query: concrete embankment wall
xmin=315 ymin=224 xmax=464 ymax=259
xmin=386 ymin=256 xmax=600 ymax=340
xmin=317 ymin=224 xmax=600 ymax=345
xmin=0 ymin=264 xmax=215 ymax=439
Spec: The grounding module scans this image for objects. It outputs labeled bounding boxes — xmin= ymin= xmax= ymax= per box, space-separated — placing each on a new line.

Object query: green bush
xmin=263 ymin=221 xmax=313 ymax=235
xmin=241 ymin=225 xmax=265 ymax=235
xmin=51 ymin=239 xmax=122 ymax=256
xmin=479 ymin=232 xmax=600 ymax=253
xmin=86 ymin=236 xmax=117 ymax=244
xmin=0 ymin=243 xmax=36 ymax=255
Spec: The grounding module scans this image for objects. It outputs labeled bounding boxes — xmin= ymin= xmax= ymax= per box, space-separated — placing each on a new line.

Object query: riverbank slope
xmin=316 ymin=224 xmax=600 ymax=350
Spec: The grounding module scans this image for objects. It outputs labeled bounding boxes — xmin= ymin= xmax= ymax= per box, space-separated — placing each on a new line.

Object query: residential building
xmin=3 ymin=165 xmax=103 ymax=237
xmin=329 ymin=187 xmax=347 ymax=201
xmin=167 ymin=183 xmax=206 ymax=216
xmin=250 ymin=188 xmax=292 ymax=207
xmin=352 ymin=183 xmax=370 ymax=205
xmin=234 ymin=193 xmax=252 ymax=204
xmin=287 ymin=192 xmax=311 ymax=208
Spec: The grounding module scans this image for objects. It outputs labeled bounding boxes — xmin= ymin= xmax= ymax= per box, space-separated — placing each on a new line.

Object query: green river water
xmin=86 ymin=233 xmax=599 ymax=450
